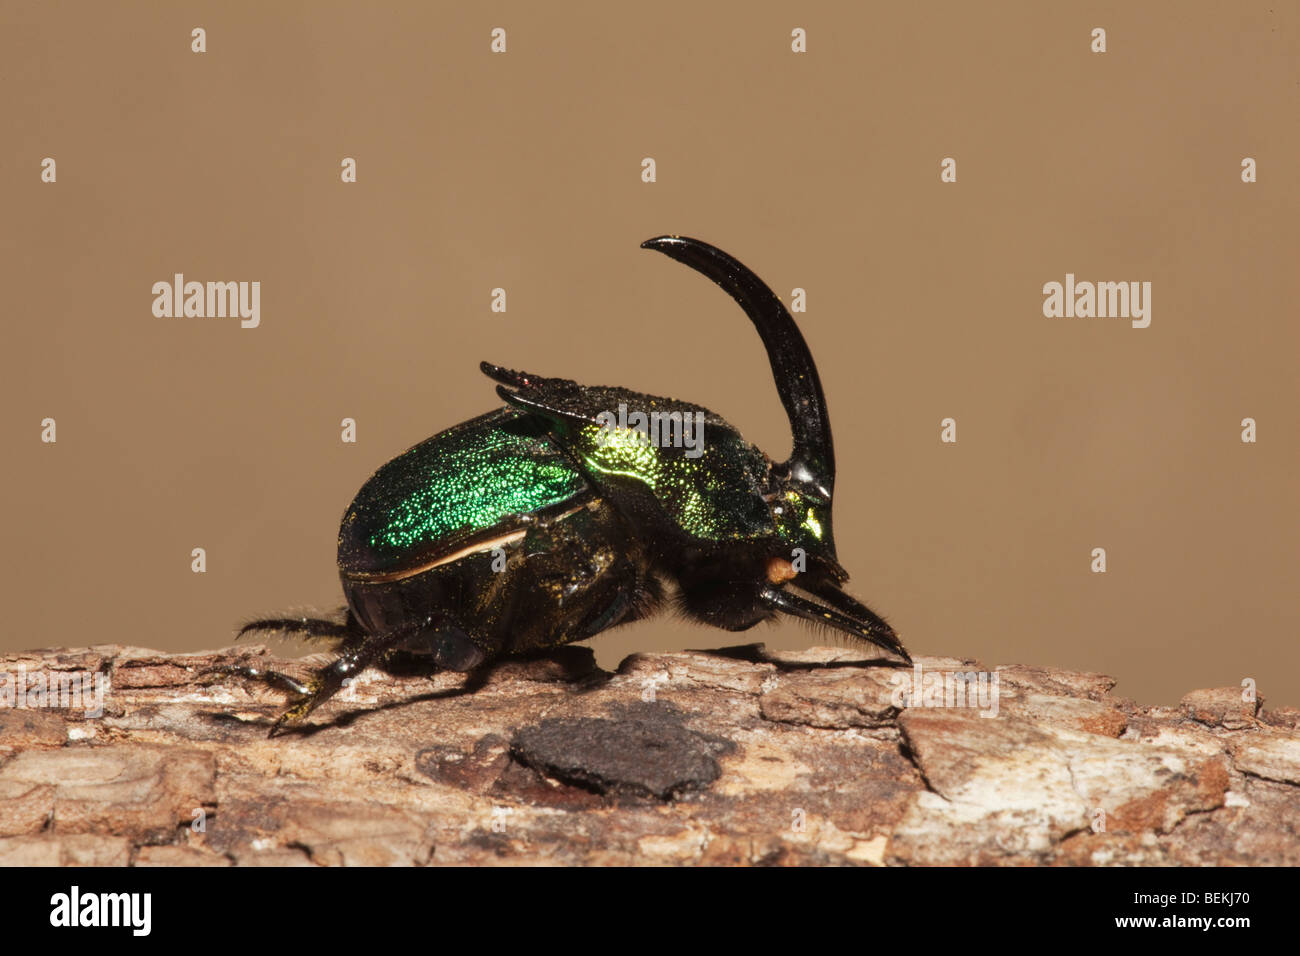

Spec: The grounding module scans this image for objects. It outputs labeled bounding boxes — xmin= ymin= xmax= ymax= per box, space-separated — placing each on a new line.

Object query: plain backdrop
xmin=3 ymin=1 xmax=1297 ymax=707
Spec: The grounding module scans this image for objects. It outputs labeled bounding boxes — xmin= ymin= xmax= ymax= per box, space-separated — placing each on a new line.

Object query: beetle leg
xmin=237 ymin=612 xmax=363 ymax=648
xmin=575 ymin=588 xmax=633 ymax=638
xmin=202 ymin=662 xmax=313 ymax=698
xmin=760 ymin=586 xmax=910 ymax=663
xmin=428 ymin=626 xmax=487 ymax=671
xmin=268 ymin=621 xmax=433 ymax=736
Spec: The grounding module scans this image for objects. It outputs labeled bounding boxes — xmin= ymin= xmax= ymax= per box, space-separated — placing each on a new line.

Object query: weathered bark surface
xmin=1 ymin=643 xmax=1297 ymax=866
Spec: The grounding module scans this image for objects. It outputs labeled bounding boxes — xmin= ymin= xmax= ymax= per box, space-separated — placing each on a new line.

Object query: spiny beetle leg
xmin=237 ymin=614 xmax=361 ymax=646
xmin=268 ymin=622 xmax=429 ymax=736
xmin=202 ymin=662 xmax=313 ymax=698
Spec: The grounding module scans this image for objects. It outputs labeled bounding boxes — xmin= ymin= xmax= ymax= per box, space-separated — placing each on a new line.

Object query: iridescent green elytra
xmin=236 ymin=236 xmax=909 ymax=735
xmin=339 ymin=408 xmax=587 ymax=575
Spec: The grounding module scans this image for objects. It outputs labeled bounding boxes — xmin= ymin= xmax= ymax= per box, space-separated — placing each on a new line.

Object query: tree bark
xmin=0 ymin=643 xmax=1296 ymax=865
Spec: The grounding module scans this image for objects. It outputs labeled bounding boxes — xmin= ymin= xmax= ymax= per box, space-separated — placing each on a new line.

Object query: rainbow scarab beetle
xmin=233 ymin=236 xmax=909 ymax=733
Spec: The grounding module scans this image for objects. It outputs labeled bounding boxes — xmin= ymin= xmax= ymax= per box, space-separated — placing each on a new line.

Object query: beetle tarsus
xmin=267 ymin=682 xmax=324 ymax=737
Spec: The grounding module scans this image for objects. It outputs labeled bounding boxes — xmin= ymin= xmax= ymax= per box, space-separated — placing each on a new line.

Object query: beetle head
xmin=642 ymin=237 xmax=842 ymax=559
xmin=642 ymin=236 xmax=907 ymax=662
xmin=642 ymin=237 xmax=836 ymax=497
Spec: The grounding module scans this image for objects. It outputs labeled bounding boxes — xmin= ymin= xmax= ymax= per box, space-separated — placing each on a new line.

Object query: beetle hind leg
xmin=262 ymin=621 xmax=435 ymax=736
xmin=202 ymin=661 xmax=313 ymax=698
xmin=208 ymin=620 xmax=437 ymax=735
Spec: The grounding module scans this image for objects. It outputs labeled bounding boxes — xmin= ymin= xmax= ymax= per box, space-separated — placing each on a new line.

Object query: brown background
xmin=3 ymin=2 xmax=1297 ymax=707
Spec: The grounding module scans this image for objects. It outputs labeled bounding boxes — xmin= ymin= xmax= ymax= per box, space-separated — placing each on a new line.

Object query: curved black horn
xmin=641 ymin=236 xmax=835 ymax=497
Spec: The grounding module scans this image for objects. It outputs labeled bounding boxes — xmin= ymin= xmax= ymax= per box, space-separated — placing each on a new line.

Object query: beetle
xmin=229 ymin=236 xmax=909 ymax=733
